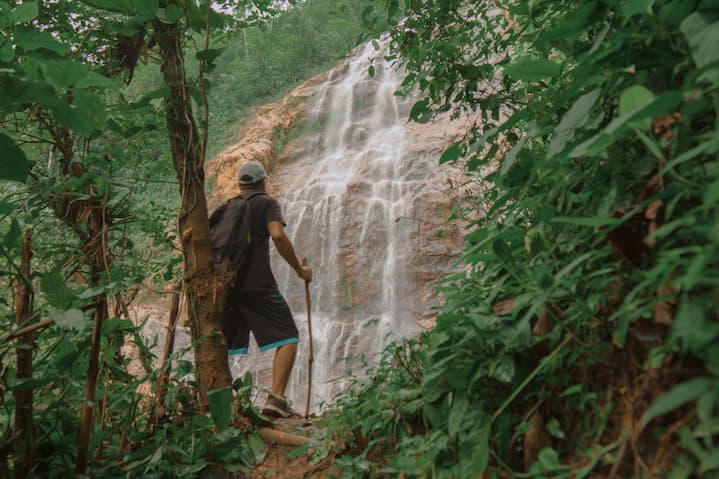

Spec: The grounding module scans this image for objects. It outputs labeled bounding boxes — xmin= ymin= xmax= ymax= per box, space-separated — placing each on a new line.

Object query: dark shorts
xmin=222 ymin=290 xmax=299 ymax=355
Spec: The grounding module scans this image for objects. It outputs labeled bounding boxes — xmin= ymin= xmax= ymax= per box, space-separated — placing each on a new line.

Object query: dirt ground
xmin=246 ymin=417 xmax=339 ymax=479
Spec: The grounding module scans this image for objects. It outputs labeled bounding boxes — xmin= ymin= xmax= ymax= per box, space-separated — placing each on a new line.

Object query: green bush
xmin=325 ymin=1 xmax=719 ymax=477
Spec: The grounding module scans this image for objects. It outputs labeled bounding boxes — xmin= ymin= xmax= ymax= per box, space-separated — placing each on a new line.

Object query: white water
xmin=225 ymin=39 xmax=463 ymax=413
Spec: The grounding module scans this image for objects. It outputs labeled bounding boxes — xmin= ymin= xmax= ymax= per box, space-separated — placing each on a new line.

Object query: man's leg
xmin=271 ymin=342 xmax=297 ymax=398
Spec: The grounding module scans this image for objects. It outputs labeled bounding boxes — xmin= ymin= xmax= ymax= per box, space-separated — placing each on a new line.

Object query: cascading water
xmin=226 ymin=38 xmax=467 ymax=413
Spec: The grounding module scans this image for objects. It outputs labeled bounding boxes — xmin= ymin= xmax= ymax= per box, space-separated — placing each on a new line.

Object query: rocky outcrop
xmin=204 ymin=40 xmax=475 ymax=414
xmin=206 ymin=74 xmax=327 ymax=207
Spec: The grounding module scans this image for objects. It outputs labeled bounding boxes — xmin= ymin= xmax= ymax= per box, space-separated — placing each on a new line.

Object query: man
xmin=220 ymin=161 xmax=312 ymax=418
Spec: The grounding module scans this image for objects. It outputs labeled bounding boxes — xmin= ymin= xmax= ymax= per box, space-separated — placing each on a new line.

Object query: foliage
xmin=0 ymin=0 xmax=382 ymax=474
xmin=205 ymin=0 xmax=380 ymax=157
xmin=324 ymin=0 xmax=719 ymax=477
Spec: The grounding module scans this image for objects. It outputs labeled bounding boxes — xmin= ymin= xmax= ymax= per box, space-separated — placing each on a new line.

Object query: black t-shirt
xmin=235 ymin=192 xmax=285 ymax=292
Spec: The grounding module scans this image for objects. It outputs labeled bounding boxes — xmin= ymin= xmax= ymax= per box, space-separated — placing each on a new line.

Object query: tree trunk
xmin=151 ymin=286 xmax=181 ymax=425
xmin=152 ymin=12 xmax=232 ymax=408
xmin=14 ymin=229 xmax=34 ymax=479
xmin=75 ymin=207 xmax=111 ymax=474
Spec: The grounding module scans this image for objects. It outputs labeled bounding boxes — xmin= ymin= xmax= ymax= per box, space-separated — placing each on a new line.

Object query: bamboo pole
xmin=14 ymin=228 xmax=34 ymax=479
xmin=75 ymin=293 xmax=108 ymax=473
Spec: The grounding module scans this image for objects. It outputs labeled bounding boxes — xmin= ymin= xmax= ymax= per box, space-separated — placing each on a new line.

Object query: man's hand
xmin=298 ymin=266 xmax=312 ymax=283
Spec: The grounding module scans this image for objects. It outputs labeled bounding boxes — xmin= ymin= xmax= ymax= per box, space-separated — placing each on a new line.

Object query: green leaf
xmin=41 ymin=60 xmax=89 ymax=90
xmin=368 ymin=64 xmax=375 ymax=77
xmin=208 ymin=387 xmax=232 ymax=430
xmin=657 ymin=0 xmax=695 ymax=28
xmin=13 ymin=27 xmax=70 ymax=55
xmin=641 ymin=377 xmax=714 ymax=426
xmin=53 ymin=308 xmax=88 ymax=331
xmin=537 ymin=447 xmax=560 ymax=470
xmin=618 ymin=85 xmax=654 ymax=129
xmin=467 ymin=413 xmax=491 ymax=475
xmin=670 ymin=299 xmax=719 ymax=352
xmin=448 ymin=394 xmax=468 ymax=438
xmin=551 ymin=216 xmax=617 ymax=227
xmin=504 ymin=59 xmax=561 ymax=82
xmin=41 ymin=273 xmax=77 ymax=309
xmin=409 ymin=98 xmax=431 ymax=123
xmin=622 ymin=0 xmax=654 ymax=20
xmin=680 ymin=12 xmax=719 ymax=68
xmin=489 ymin=356 xmax=515 ymax=383
xmin=79 ymin=0 xmax=132 ymax=13
xmin=0 ymin=202 xmax=16 ymax=215
xmin=131 ymin=0 xmax=159 ymax=19
xmin=3 ymin=218 xmax=20 ymax=248
xmin=196 ymin=48 xmax=226 ymax=65
xmin=51 ymin=101 xmax=97 ymax=136
xmin=440 ymin=142 xmax=463 ymax=164
xmin=535 ymin=3 xmax=596 ymax=45
xmin=570 ymin=91 xmax=682 ymax=157
xmin=501 ymin=134 xmax=528 ymax=176
xmin=0 ymin=132 xmax=33 ymax=183
xmin=548 ymin=88 xmax=601 ymax=157
xmin=13 ymin=1 xmax=38 ymax=22
xmin=74 ymin=89 xmax=107 ymax=125
xmin=157 ymin=4 xmax=181 ymax=23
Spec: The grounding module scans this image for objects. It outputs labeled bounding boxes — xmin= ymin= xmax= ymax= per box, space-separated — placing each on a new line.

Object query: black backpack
xmin=209 ymin=192 xmax=265 ymax=282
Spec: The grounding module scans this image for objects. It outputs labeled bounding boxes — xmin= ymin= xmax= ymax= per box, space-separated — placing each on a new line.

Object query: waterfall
xmin=221 ymin=39 xmax=466 ymax=413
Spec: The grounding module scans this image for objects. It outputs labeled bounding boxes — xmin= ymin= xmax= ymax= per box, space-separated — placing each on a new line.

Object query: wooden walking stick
xmin=302 ymin=258 xmax=313 ymax=418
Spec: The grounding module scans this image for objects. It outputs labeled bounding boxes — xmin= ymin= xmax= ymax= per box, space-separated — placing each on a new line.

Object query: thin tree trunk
xmin=75 ymin=293 xmax=108 ymax=474
xmin=14 ymin=229 xmax=34 ymax=479
xmin=75 ymin=202 xmax=112 ymax=474
xmin=152 ymin=10 xmax=232 ymax=408
xmin=152 ymin=286 xmax=181 ymax=425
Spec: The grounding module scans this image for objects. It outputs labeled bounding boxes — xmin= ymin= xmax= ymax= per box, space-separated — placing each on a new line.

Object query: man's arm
xmin=268 ymin=221 xmax=312 ymax=282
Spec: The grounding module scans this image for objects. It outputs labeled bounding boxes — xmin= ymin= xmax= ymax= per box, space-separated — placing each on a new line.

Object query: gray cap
xmin=238 ymin=162 xmax=268 ymax=185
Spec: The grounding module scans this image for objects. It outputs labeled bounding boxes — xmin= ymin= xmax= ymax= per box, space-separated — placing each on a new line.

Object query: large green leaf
xmin=13 ymin=1 xmax=38 ymax=22
xmin=13 ymin=27 xmax=70 ymax=55
xmin=680 ymin=12 xmax=719 ymax=68
xmin=132 ymin=0 xmax=159 ymax=19
xmin=440 ymin=142 xmax=463 ymax=164
xmin=448 ymin=393 xmax=468 ymax=438
xmin=74 ymin=89 xmax=107 ymax=125
xmin=41 ymin=60 xmax=89 ymax=90
xmin=548 ymin=88 xmax=601 ymax=157
xmin=51 ymin=103 xmax=96 ymax=136
xmin=618 ymin=85 xmax=654 ymax=129
xmin=504 ymin=59 xmax=561 ymax=82
xmin=0 ymin=132 xmax=33 ymax=183
xmin=208 ymin=387 xmax=233 ymax=430
xmin=641 ymin=377 xmax=714 ymax=426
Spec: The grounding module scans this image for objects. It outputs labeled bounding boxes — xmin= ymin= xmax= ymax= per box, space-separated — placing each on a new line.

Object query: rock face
xmin=206 ymin=40 xmax=472 ymax=413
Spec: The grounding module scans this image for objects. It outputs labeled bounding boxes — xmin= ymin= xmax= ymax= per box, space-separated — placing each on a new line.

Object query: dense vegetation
xmin=0 ymin=0 xmax=372 ymax=476
xmin=1 ymin=0 xmax=717 ymax=477
xmin=321 ymin=0 xmax=719 ymax=477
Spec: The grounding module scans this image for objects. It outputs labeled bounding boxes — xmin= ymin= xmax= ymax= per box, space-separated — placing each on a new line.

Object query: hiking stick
xmin=302 ymin=258 xmax=313 ymax=418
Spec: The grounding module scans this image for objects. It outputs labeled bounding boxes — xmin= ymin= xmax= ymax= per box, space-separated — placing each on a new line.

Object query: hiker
xmin=213 ymin=161 xmax=312 ymax=418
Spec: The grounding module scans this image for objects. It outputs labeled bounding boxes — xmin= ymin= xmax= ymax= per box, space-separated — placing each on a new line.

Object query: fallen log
xmin=256 ymin=427 xmax=310 ymax=447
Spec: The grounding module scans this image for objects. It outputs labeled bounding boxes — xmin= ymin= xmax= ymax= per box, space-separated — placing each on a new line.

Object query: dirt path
xmin=248 ymin=417 xmax=338 ymax=479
